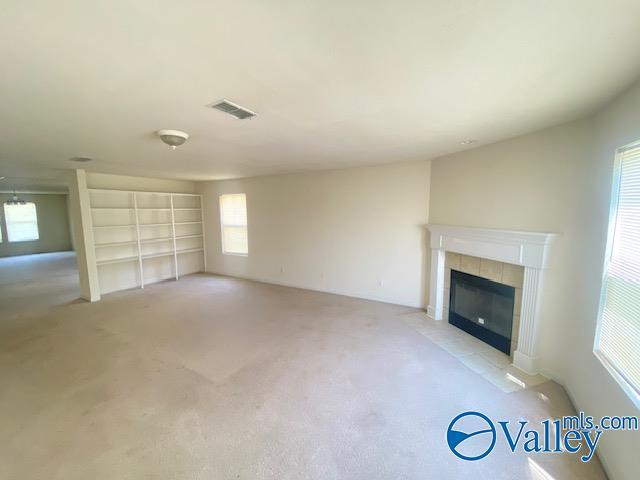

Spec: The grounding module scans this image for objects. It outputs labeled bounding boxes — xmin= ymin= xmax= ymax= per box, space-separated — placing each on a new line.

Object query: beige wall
xmin=199 ymin=160 xmax=431 ymax=307
xmin=429 ymin=80 xmax=640 ymax=480
xmin=0 ymin=193 xmax=72 ymax=257
xmin=430 ymin=119 xmax=594 ymax=376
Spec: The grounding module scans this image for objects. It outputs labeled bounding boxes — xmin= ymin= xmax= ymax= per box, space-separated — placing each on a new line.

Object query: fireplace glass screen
xmin=448 ymin=269 xmax=515 ymax=354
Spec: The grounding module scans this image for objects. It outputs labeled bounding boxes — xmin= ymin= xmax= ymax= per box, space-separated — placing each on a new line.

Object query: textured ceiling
xmin=1 ymin=0 xmax=640 ymax=184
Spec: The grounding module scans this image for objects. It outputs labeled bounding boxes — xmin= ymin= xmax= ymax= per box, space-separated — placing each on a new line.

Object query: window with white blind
xmin=4 ymin=202 xmax=39 ymax=242
xmin=219 ymin=193 xmax=248 ymax=255
xmin=595 ymin=143 xmax=640 ymax=406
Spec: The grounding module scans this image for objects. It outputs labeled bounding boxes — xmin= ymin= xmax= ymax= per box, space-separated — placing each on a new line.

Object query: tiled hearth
xmin=403 ymin=311 xmax=548 ymax=393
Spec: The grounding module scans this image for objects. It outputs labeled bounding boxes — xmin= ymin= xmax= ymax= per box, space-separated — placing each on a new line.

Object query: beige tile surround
xmin=443 ymin=252 xmax=524 ymax=356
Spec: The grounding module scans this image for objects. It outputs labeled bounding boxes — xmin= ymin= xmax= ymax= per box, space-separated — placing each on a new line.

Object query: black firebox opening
xmin=448 ymin=269 xmax=515 ymax=355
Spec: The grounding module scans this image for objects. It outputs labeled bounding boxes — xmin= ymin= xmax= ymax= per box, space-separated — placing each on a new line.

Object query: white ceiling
xmin=1 ymin=0 xmax=640 ymax=182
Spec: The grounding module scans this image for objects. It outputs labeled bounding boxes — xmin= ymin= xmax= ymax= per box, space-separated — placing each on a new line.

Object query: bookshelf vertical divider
xmin=170 ymin=194 xmax=179 ymax=280
xmin=133 ymin=192 xmax=145 ymax=288
xmin=200 ymin=194 xmax=207 ymax=272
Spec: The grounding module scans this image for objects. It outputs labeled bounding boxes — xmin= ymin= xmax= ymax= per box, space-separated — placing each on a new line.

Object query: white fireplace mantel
xmin=426 ymin=224 xmax=557 ymax=375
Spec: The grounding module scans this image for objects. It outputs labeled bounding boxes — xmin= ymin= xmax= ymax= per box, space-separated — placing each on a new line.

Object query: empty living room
xmin=2 ymin=1 xmax=640 ymax=479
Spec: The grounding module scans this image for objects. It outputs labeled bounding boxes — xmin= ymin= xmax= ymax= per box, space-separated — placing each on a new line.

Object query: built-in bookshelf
xmin=89 ymin=189 xmax=206 ymax=295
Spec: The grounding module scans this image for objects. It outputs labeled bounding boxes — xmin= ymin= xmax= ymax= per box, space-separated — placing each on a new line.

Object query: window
xmin=595 ymin=143 xmax=640 ymax=406
xmin=219 ymin=193 xmax=248 ymax=255
xmin=4 ymin=202 xmax=39 ymax=242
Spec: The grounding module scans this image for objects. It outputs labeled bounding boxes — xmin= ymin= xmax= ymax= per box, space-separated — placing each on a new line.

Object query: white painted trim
xmin=512 ymin=351 xmax=538 ymax=376
xmin=133 ymin=193 xmax=145 ymax=289
xmin=592 ymin=140 xmax=640 ymax=408
xmin=170 ymin=195 xmax=179 ymax=280
xmin=594 ymin=350 xmax=640 ymax=409
xmin=516 ymin=267 xmax=544 ymax=373
xmin=199 ymin=194 xmax=207 ymax=272
xmin=426 ymin=224 xmax=557 ymax=374
xmin=88 ymin=188 xmax=199 ymax=196
xmin=427 ymin=248 xmax=445 ymax=320
xmin=427 ymin=224 xmax=557 ymax=268
xmin=219 ymin=193 xmax=249 ymax=256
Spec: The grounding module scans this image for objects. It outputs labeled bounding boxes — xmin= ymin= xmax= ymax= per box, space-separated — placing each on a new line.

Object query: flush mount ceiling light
xmin=460 ymin=139 xmax=477 ymax=145
xmin=156 ymin=129 xmax=189 ymax=150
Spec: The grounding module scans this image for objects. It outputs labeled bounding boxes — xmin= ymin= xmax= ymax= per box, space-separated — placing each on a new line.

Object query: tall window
xmin=4 ymin=202 xmax=39 ymax=242
xmin=219 ymin=194 xmax=248 ymax=255
xmin=595 ymin=143 xmax=640 ymax=405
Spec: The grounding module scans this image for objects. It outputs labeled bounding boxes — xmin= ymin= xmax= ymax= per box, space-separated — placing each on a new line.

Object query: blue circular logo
xmin=447 ymin=411 xmax=496 ymax=461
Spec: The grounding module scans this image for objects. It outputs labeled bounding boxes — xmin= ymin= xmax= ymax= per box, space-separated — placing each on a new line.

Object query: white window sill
xmin=594 ymin=349 xmax=640 ymax=409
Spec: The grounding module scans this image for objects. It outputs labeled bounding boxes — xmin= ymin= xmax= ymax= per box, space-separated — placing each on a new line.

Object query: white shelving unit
xmin=89 ymin=188 xmax=206 ymax=295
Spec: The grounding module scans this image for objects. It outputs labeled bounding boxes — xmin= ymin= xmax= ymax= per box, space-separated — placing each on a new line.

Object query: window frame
xmin=3 ymin=201 xmax=40 ymax=243
xmin=593 ymin=140 xmax=640 ymax=408
xmin=218 ymin=193 xmax=248 ymax=256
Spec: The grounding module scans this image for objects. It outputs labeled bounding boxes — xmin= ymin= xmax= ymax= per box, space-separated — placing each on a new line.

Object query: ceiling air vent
xmin=207 ymin=99 xmax=257 ymax=120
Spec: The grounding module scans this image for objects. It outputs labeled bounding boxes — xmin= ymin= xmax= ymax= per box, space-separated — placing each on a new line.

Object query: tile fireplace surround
xmin=426 ymin=224 xmax=557 ymax=375
xmin=443 ymin=252 xmax=523 ymax=354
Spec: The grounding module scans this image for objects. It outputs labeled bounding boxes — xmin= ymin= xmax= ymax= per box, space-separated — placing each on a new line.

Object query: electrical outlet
xmin=280 ymin=266 xmax=285 ymax=273
xmin=378 ymin=279 xmax=384 ymax=287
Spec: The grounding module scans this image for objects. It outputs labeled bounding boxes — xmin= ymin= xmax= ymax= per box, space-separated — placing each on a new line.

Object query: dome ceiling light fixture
xmin=156 ymin=129 xmax=189 ymax=150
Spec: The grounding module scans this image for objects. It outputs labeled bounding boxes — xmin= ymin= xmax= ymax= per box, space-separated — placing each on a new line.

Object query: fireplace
xmin=427 ymin=224 xmax=557 ymax=374
xmin=448 ymin=269 xmax=515 ymax=355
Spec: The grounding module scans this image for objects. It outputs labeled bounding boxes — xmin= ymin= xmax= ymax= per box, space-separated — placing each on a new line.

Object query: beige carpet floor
xmin=0 ymin=253 xmax=608 ymax=479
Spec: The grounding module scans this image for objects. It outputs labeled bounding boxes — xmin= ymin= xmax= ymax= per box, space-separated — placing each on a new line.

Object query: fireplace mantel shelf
xmin=426 ymin=224 xmax=557 ymax=269
xmin=425 ymin=224 xmax=558 ymax=375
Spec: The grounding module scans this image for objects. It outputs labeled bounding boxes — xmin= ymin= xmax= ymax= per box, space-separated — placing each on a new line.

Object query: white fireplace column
xmin=427 ymin=248 xmax=445 ymax=320
xmin=426 ymin=224 xmax=557 ymax=375
xmin=514 ymin=267 xmax=544 ymax=374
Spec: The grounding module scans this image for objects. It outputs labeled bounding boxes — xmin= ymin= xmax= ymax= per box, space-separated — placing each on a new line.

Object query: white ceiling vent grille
xmin=207 ymin=99 xmax=256 ymax=120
